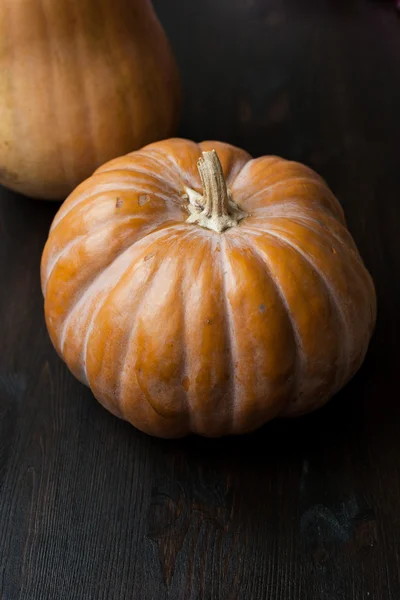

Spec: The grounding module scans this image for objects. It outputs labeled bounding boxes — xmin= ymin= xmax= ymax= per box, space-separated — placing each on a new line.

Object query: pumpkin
xmin=0 ymin=0 xmax=180 ymax=200
xmin=41 ymin=138 xmax=376 ymax=438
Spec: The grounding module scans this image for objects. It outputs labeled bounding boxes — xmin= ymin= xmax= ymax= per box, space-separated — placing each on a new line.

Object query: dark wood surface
xmin=1 ymin=1 xmax=400 ymax=598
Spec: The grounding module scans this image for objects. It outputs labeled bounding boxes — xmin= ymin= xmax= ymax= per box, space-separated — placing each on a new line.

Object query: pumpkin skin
xmin=0 ymin=0 xmax=180 ymax=200
xmin=41 ymin=138 xmax=376 ymax=438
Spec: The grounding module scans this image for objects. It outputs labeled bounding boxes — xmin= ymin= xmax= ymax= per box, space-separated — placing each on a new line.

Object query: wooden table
xmin=1 ymin=1 xmax=399 ymax=598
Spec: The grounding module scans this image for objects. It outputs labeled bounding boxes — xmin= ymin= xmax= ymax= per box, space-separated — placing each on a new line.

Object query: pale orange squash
xmin=0 ymin=0 xmax=180 ymax=200
xmin=41 ymin=138 xmax=376 ymax=438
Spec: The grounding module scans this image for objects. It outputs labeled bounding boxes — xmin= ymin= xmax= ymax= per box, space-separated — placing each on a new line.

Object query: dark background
xmin=1 ymin=1 xmax=399 ymax=598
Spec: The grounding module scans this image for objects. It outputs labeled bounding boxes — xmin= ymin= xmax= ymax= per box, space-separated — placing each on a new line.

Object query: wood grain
xmin=1 ymin=0 xmax=400 ymax=598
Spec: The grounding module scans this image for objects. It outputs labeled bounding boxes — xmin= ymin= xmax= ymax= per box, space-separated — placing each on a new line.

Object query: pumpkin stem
xmin=198 ymin=150 xmax=229 ymax=220
xmin=185 ymin=150 xmax=247 ymax=233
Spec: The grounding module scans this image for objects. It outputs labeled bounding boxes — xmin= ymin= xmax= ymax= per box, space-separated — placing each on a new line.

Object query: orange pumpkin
xmin=41 ymin=138 xmax=376 ymax=438
xmin=0 ymin=0 xmax=180 ymax=200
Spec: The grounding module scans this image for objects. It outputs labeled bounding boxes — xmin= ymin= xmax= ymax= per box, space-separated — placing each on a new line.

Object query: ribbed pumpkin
xmin=0 ymin=0 xmax=180 ymax=200
xmin=41 ymin=138 xmax=376 ymax=438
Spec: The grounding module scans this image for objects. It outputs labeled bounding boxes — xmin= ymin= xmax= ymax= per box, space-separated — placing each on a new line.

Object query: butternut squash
xmin=0 ymin=0 xmax=180 ymax=199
